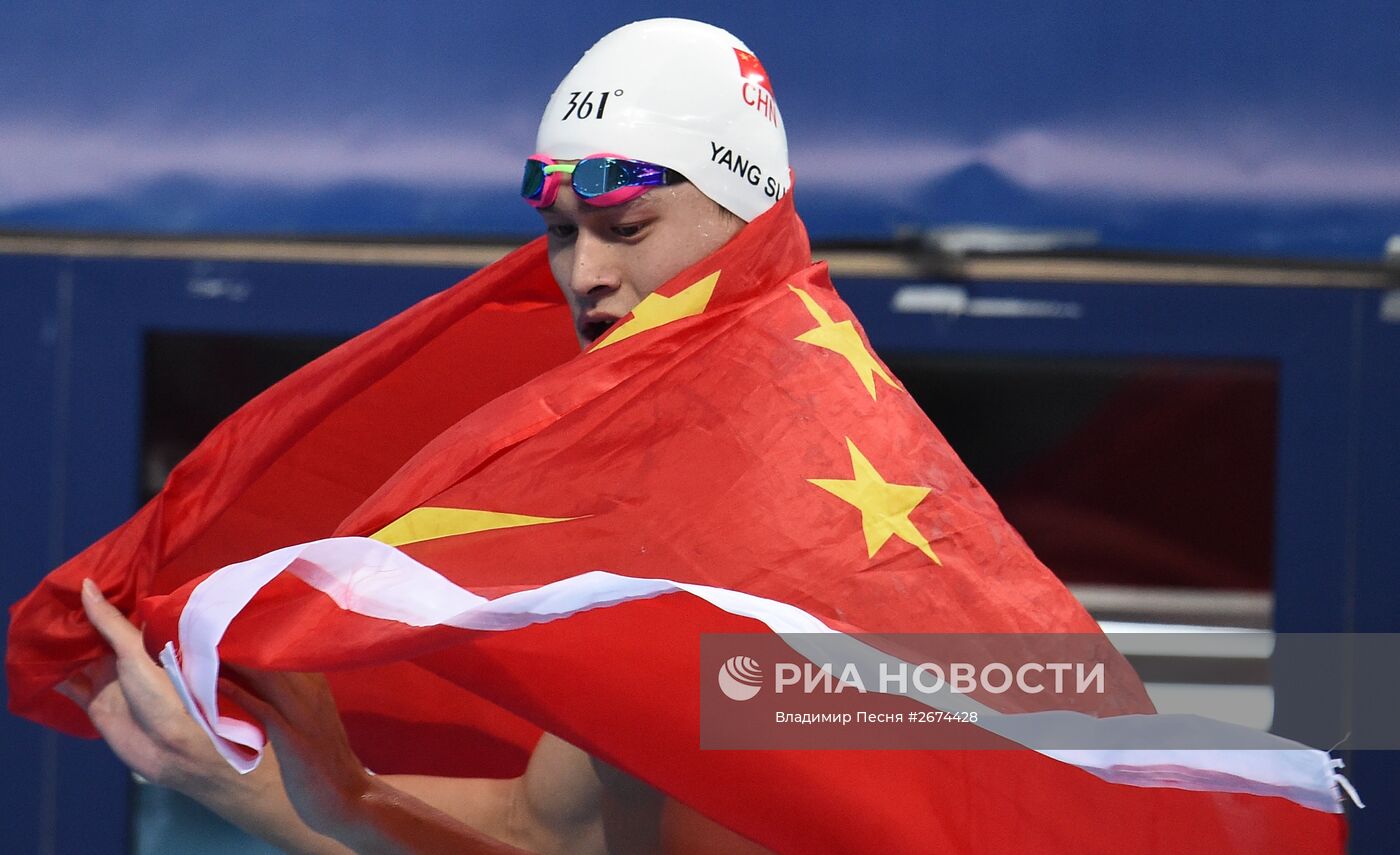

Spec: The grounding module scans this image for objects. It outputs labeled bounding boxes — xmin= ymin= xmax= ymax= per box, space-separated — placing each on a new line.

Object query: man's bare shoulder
xmin=514 ymin=732 xmax=774 ymax=854
xmin=588 ymin=740 xmax=773 ymax=855
xmin=514 ymin=733 xmax=607 ymax=852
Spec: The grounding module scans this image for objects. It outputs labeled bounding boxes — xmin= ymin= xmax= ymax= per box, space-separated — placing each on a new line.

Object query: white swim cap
xmin=535 ymin=18 xmax=790 ymax=222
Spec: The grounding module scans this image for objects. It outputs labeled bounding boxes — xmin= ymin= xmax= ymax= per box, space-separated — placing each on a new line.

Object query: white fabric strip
xmin=162 ymin=535 xmax=1347 ymax=814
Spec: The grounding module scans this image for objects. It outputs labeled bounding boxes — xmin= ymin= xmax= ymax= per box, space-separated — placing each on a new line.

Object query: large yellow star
xmin=592 ymin=270 xmax=721 ymax=350
xmin=790 ymin=286 xmax=897 ymax=400
xmin=370 ymin=507 xmax=583 ymax=547
xmin=808 ymin=438 xmax=941 ymax=565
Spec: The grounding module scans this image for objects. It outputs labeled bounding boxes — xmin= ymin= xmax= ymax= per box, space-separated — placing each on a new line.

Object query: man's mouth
xmin=579 ymin=313 xmax=620 ymax=343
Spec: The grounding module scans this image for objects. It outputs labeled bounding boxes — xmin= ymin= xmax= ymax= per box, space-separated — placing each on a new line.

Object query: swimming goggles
xmin=521 ymin=153 xmax=678 ymax=208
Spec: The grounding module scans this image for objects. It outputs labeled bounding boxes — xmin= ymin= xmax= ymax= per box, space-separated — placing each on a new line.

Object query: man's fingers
xmin=76 ymin=585 xmax=190 ymax=739
xmin=80 ymin=578 xmax=147 ymax=660
xmin=220 ymin=668 xmax=352 ymax=760
xmin=218 ymin=676 xmax=286 ymax=738
xmin=224 ymin=664 xmax=325 ymax=711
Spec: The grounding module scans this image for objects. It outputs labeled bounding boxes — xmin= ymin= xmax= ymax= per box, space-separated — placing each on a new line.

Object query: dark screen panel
xmin=884 ymin=353 xmax=1278 ymax=590
xmin=141 ymin=332 xmax=345 ymax=502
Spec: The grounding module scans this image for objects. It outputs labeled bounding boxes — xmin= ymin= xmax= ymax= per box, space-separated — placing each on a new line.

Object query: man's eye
xmin=612 ymin=223 xmax=644 ymax=238
xmin=546 ymin=224 xmax=577 ymax=239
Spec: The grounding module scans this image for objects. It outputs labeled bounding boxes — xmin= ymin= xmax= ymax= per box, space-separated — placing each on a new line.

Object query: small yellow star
xmin=808 ymin=438 xmax=941 ymax=565
xmin=790 ymin=286 xmax=897 ymax=400
xmin=592 ymin=270 xmax=721 ymax=350
xmin=371 ymin=507 xmax=582 ymax=547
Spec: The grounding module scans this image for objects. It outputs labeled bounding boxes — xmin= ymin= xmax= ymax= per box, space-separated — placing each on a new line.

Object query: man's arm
xmin=69 ymin=579 xmax=597 ymax=855
xmin=226 ymin=670 xmax=604 ymax=855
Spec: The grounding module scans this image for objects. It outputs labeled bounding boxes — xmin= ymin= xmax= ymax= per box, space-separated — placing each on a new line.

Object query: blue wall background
xmin=2 ymin=0 xmax=1398 ymax=258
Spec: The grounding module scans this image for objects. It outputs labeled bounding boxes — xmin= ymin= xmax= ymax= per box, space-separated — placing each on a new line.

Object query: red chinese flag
xmin=11 ymin=193 xmax=1347 ymax=851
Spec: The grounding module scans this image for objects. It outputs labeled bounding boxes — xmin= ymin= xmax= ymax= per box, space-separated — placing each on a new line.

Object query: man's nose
xmin=568 ymin=230 xmax=622 ymax=299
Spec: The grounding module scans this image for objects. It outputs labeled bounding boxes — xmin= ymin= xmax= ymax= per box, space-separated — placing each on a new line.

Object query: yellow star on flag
xmin=808 ymin=438 xmax=942 ymax=565
xmin=371 ymin=507 xmax=583 ymax=547
xmin=790 ymin=285 xmax=897 ymax=400
xmin=592 ymin=270 xmax=721 ymax=350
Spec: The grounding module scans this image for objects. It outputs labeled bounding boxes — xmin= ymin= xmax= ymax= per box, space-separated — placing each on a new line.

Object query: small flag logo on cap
xmin=734 ymin=48 xmax=773 ymax=95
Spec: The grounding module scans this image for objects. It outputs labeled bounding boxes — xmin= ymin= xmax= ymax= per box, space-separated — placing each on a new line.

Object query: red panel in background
xmin=888 ymin=356 xmax=1277 ymax=591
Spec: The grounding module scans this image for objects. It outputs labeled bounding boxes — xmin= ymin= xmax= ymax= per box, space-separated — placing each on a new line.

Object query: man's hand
xmin=59 ymin=579 xmax=353 ymax=854
xmin=218 ymin=668 xmax=372 ymax=835
xmin=220 ymin=669 xmax=541 ymax=854
xmin=61 ymin=578 xmax=541 ymax=854
xmin=58 ymin=578 xmax=247 ymax=800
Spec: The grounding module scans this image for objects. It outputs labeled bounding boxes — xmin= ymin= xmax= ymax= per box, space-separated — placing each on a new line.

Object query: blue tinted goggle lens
xmin=520 ymin=156 xmax=674 ymax=206
xmin=521 ymin=159 xmax=548 ymax=199
xmin=571 ymin=158 xmax=668 ymax=197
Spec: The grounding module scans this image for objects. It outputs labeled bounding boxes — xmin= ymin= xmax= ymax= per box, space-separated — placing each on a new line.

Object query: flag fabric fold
xmin=9 ymin=193 xmax=1348 ymax=851
xmin=8 ymin=229 xmax=578 ymax=772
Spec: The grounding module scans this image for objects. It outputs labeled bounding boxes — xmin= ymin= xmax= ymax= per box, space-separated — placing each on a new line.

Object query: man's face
xmin=538 ymin=180 xmax=745 ymax=348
